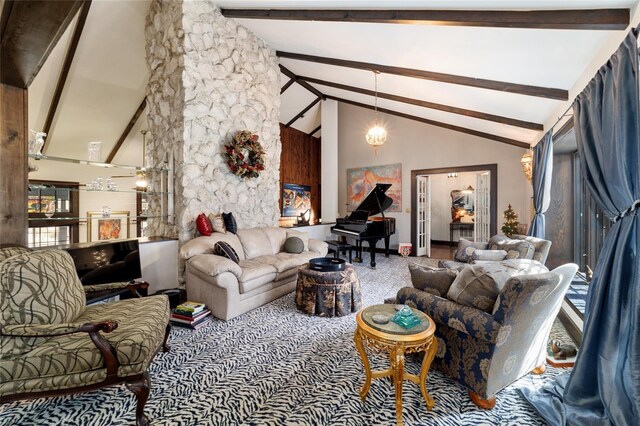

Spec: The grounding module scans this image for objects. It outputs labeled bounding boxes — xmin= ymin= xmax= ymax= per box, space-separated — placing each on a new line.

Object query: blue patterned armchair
xmin=397 ymin=263 xmax=578 ymax=408
xmin=0 ymin=248 xmax=171 ymax=425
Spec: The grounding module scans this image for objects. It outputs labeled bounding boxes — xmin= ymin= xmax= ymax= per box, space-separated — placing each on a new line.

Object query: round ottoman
xmin=295 ymin=263 xmax=362 ymax=317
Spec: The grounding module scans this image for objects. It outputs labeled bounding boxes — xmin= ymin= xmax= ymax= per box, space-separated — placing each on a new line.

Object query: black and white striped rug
xmin=1 ymin=255 xmax=569 ymax=425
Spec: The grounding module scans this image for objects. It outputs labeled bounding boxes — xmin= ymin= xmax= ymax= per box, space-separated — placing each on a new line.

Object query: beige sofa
xmin=180 ymin=227 xmax=328 ymax=320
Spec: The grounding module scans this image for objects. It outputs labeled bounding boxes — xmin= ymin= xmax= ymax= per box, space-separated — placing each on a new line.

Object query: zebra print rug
xmin=0 ymin=255 xmax=570 ymax=426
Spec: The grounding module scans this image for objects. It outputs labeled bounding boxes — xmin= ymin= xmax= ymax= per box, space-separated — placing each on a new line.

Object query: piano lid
xmin=352 ymin=183 xmax=393 ymax=217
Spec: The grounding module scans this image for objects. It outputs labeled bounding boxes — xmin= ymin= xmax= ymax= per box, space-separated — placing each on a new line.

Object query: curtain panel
xmin=522 ymin=31 xmax=640 ymax=426
xmin=528 ymin=131 xmax=553 ymax=239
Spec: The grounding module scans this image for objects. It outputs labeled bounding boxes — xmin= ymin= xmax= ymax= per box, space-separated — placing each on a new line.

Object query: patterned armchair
xmin=397 ymin=263 xmax=578 ymax=408
xmin=0 ymin=249 xmax=171 ymax=425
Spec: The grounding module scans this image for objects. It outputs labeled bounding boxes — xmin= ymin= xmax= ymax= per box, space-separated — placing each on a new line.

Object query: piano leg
xmin=384 ymin=236 xmax=391 ymax=257
xmin=368 ymin=239 xmax=379 ymax=268
xmin=354 ymin=240 xmax=363 ymax=263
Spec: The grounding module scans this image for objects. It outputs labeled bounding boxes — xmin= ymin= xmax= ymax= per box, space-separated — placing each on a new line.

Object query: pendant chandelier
xmin=520 ymin=149 xmax=533 ymax=182
xmin=366 ymin=71 xmax=387 ymax=153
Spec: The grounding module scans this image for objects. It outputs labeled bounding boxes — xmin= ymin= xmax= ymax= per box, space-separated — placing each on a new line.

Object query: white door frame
xmin=416 ymin=175 xmax=431 ymax=257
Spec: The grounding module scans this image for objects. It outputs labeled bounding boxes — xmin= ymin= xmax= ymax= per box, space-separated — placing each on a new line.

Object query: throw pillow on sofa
xmin=488 ymin=235 xmax=535 ymax=260
xmin=213 ymin=241 xmax=240 ymax=264
xmin=454 ymin=238 xmax=489 ymax=263
xmin=472 ymin=249 xmax=508 ymax=262
xmin=196 ymin=213 xmax=213 ymax=236
xmin=286 ymin=230 xmax=309 ymax=251
xmin=222 ymin=212 xmax=237 ymax=234
xmin=208 ymin=213 xmax=226 ymax=234
xmin=408 ymin=263 xmax=458 ymax=297
xmin=283 ymin=237 xmax=304 ymax=254
xmin=446 ymin=264 xmax=512 ymax=312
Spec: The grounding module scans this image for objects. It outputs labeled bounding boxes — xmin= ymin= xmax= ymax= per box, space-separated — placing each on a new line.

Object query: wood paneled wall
xmin=545 ymin=152 xmax=574 ymax=269
xmin=279 ymin=124 xmax=321 ymax=225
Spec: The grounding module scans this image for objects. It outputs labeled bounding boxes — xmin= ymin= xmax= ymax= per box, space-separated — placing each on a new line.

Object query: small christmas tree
xmin=501 ymin=204 xmax=519 ymax=237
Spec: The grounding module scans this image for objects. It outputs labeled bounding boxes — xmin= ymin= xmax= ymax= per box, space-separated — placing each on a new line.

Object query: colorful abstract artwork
xmin=282 ymin=183 xmax=311 ymax=217
xmin=98 ymin=219 xmax=122 ymax=240
xmin=347 ymin=163 xmax=402 ymax=212
xmin=88 ymin=211 xmax=129 ymax=242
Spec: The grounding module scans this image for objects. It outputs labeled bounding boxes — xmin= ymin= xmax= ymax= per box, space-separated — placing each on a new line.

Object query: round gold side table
xmin=354 ymin=304 xmax=437 ymax=426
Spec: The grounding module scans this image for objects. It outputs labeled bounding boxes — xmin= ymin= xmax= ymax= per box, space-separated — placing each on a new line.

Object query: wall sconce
xmin=521 ymin=150 xmax=533 ymax=182
xmin=447 ymin=172 xmax=458 ymax=178
xmin=297 ymin=209 xmax=311 ymax=226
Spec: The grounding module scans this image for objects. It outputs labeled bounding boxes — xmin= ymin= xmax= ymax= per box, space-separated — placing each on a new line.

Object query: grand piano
xmin=331 ymin=183 xmax=396 ymax=268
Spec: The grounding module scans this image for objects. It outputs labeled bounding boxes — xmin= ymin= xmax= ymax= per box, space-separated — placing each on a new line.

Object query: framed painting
xmin=87 ymin=211 xmax=130 ymax=242
xmin=347 ymin=163 xmax=402 ymax=212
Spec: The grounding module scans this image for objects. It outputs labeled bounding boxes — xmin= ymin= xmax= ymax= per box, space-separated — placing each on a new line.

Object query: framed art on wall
xmin=87 ymin=211 xmax=130 ymax=242
xmin=347 ymin=163 xmax=402 ymax=212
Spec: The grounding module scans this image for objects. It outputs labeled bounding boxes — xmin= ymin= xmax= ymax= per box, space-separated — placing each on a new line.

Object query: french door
xmin=475 ymin=172 xmax=491 ymax=242
xmin=416 ymin=175 xmax=431 ymax=257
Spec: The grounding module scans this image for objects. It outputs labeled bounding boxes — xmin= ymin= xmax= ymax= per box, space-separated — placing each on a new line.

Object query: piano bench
xmin=325 ymin=240 xmax=354 ymax=263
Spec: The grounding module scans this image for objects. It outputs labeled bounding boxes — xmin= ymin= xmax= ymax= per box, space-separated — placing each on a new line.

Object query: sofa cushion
xmin=196 ymin=213 xmax=213 ymax=236
xmin=274 ymin=252 xmax=315 ymax=280
xmin=236 ymin=229 xmax=274 ymax=259
xmin=214 ymin=242 xmax=239 ymax=264
xmin=446 ymin=264 xmax=512 ymax=313
xmin=237 ymin=258 xmax=278 ymax=293
xmin=472 ymin=250 xmax=508 ymax=262
xmin=0 ymin=246 xmax=31 ymax=263
xmin=454 ymin=238 xmax=489 ymax=263
xmin=284 ymin=237 xmax=304 ymax=254
xmin=513 ymin=235 xmax=552 ymax=264
xmin=408 ymin=263 xmax=458 ymax=297
xmin=180 ymin=233 xmax=245 ymax=261
xmin=222 ymin=212 xmax=237 ymax=234
xmin=208 ymin=213 xmax=226 ymax=234
xmin=187 ymin=254 xmax=242 ymax=278
xmin=488 ymin=235 xmax=535 ymax=260
xmin=262 ymin=227 xmax=287 ymax=254
xmin=286 ymin=229 xmax=309 ymax=252
xmin=438 ymin=260 xmax=468 ymax=271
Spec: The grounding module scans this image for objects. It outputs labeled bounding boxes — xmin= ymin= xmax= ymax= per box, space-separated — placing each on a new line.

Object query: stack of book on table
xmin=170 ymin=301 xmax=212 ymax=330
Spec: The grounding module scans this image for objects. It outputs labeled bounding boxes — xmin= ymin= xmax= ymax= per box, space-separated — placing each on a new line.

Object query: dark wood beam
xmin=299 ymin=75 xmax=543 ymax=131
xmin=1 ymin=0 xmax=84 ymax=88
xmin=327 ymin=95 xmax=530 ymax=149
xmin=308 ymin=125 xmax=321 ymax=137
xmin=106 ymin=98 xmax=147 ymax=164
xmin=280 ymin=77 xmax=296 ymax=94
xmin=279 ymin=64 xmax=326 ymax=99
xmin=278 ymin=51 xmax=568 ymax=101
xmin=42 ymin=0 xmax=92 ymax=153
xmin=285 ymin=97 xmax=322 ymax=128
xmin=222 ymin=8 xmax=629 ymax=30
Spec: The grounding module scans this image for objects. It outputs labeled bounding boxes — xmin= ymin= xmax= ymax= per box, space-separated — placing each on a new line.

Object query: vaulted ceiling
xmin=26 ymin=0 xmax=640 ymax=164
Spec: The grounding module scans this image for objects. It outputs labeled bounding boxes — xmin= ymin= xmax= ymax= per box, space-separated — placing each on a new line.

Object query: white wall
xmin=321 ymin=99 xmax=339 ymax=222
xmin=338 ymin=103 xmax=531 ymax=249
xmin=428 ymin=172 xmax=477 ymax=242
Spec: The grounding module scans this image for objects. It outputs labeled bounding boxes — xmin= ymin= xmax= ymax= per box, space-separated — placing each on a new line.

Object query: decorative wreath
xmin=223 ymin=130 xmax=266 ymax=179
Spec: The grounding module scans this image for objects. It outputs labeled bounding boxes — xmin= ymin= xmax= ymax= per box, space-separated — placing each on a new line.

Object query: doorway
xmin=411 ymin=164 xmax=498 ymax=257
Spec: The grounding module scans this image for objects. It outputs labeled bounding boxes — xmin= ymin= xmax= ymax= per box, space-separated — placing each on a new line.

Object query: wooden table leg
xmin=354 ymin=327 xmax=372 ymax=401
xmin=419 ymin=338 xmax=438 ymax=410
xmin=392 ymin=344 xmax=406 ymax=426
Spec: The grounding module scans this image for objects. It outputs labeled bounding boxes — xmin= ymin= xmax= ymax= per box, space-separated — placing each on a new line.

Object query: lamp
xmin=297 ymin=209 xmax=311 ymax=226
xmin=365 ymin=71 xmax=387 ymax=153
xmin=521 ymin=150 xmax=533 ymax=182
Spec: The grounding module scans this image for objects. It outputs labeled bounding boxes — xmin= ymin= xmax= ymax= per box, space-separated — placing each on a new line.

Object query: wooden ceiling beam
xmin=285 ymin=97 xmax=322 ymax=128
xmin=278 ymin=51 xmax=568 ymax=100
xmin=222 ymin=8 xmax=629 ymax=30
xmin=42 ymin=0 xmax=92 ymax=153
xmin=1 ymin=0 xmax=84 ymax=88
xmin=105 ymin=98 xmax=147 ymax=164
xmin=327 ymin=95 xmax=530 ymax=149
xmin=308 ymin=125 xmax=321 ymax=137
xmin=279 ymin=64 xmax=326 ymax=99
xmin=280 ymin=77 xmax=296 ymax=94
xmin=299 ymin=75 xmax=543 ymax=131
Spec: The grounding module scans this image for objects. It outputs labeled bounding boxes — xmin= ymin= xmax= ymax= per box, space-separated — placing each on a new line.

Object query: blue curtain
xmin=529 ymin=131 xmax=553 ymax=238
xmin=522 ymin=31 xmax=640 ymax=426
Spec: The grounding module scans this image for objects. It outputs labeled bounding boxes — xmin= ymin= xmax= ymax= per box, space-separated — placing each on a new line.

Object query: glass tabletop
xmin=361 ymin=304 xmax=431 ymax=335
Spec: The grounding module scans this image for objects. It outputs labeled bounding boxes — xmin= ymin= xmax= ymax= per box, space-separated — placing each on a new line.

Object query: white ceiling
xmin=28 ymin=0 xmax=640 ymax=160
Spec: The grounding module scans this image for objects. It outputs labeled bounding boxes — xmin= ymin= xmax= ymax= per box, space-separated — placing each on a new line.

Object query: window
xmin=28 ymin=180 xmax=80 ymax=248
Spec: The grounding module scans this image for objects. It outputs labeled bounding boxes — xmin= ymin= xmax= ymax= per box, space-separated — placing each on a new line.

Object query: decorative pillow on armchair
xmin=472 ymin=249 xmax=508 ymax=262
xmin=454 ymin=238 xmax=489 ymax=263
xmin=446 ymin=264 xmax=512 ymax=312
xmin=408 ymin=263 xmax=458 ymax=297
xmin=488 ymin=235 xmax=535 ymax=260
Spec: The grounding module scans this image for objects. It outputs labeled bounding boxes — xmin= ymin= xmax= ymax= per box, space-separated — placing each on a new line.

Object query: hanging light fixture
xmin=365 ymin=70 xmax=387 ymax=153
xmin=520 ymin=149 xmax=533 ymax=182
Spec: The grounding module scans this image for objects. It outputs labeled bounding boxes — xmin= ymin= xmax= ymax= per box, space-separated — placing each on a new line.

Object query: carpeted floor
xmin=0 ymin=255 xmax=570 ymax=426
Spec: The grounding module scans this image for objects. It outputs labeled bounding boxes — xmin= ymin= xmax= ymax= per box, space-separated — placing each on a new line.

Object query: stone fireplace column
xmin=145 ymin=0 xmax=281 ymax=243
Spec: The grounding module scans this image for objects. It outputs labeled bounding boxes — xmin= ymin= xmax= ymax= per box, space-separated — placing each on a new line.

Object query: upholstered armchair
xmin=397 ymin=263 xmax=578 ymax=408
xmin=0 ymin=249 xmax=171 ymax=425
